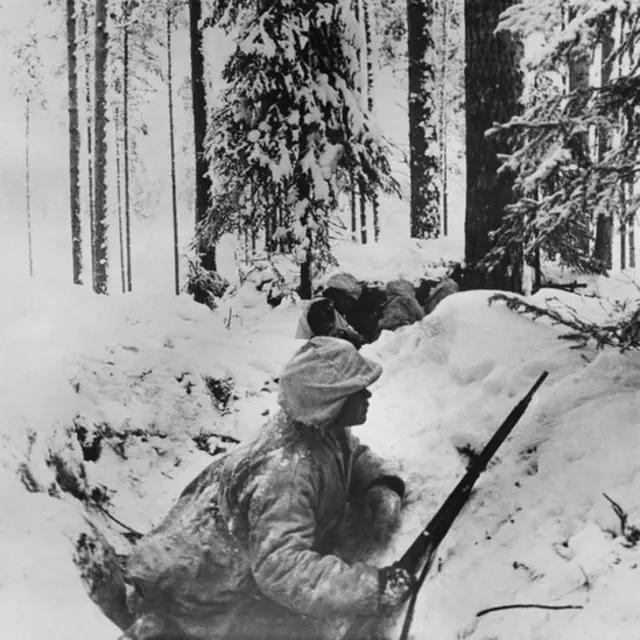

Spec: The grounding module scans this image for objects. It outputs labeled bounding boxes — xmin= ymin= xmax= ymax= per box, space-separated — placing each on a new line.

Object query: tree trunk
xmin=407 ymin=0 xmax=440 ymax=238
xmin=593 ymin=17 xmax=614 ymax=271
xmin=350 ymin=173 xmax=357 ymax=241
xmin=464 ymin=0 xmax=523 ymax=290
xmin=566 ymin=5 xmax=592 ymax=257
xmin=66 ymin=0 xmax=83 ymax=285
xmin=359 ymin=179 xmax=367 ymax=244
xmin=92 ymin=0 xmax=109 ymax=294
xmin=620 ymin=181 xmax=627 ymax=270
xmin=299 ymin=229 xmax=313 ymax=300
xmin=351 ymin=0 xmax=367 ymax=243
xmin=115 ymin=105 xmax=126 ymax=292
xmin=167 ymin=7 xmax=180 ymax=296
xmin=363 ymin=0 xmax=380 ymax=241
xmin=83 ymin=5 xmax=96 ymax=283
xmin=123 ymin=18 xmax=132 ymax=292
xmin=25 ymin=97 xmax=33 ymax=277
xmin=190 ymin=0 xmax=216 ymax=271
xmin=439 ymin=0 xmax=449 ymax=237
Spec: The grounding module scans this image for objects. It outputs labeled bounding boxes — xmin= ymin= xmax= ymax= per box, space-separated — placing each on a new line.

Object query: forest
xmin=4 ymin=0 xmax=639 ymax=302
xmin=3 ymin=2 xmax=640 ymax=640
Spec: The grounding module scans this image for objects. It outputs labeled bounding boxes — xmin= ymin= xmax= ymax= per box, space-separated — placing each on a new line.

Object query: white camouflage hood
xmin=278 ymin=336 xmax=382 ymax=429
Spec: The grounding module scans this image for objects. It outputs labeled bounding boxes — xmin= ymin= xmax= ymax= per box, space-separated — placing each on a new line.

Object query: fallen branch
xmin=93 ymin=502 xmax=144 ymax=541
xmin=603 ymin=493 xmax=640 ymax=547
xmin=477 ymin=603 xmax=583 ymax=617
xmin=541 ymin=280 xmax=588 ymax=293
xmin=489 ymin=293 xmax=632 ymax=350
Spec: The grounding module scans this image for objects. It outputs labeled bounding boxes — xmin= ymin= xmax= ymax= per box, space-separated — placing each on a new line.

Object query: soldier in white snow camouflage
xmin=123 ymin=337 xmax=413 ymax=640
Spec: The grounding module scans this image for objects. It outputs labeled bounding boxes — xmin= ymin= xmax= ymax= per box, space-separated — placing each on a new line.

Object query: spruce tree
xmin=205 ymin=0 xmax=395 ymax=297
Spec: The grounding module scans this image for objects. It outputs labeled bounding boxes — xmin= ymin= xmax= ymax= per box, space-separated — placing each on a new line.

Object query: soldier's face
xmin=338 ymin=388 xmax=372 ymax=427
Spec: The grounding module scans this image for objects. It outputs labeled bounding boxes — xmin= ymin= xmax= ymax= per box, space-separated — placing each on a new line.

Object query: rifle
xmin=394 ymin=370 xmax=549 ymax=640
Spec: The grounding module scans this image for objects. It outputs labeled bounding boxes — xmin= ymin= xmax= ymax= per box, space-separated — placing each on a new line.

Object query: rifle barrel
xmin=398 ymin=371 xmax=548 ymax=572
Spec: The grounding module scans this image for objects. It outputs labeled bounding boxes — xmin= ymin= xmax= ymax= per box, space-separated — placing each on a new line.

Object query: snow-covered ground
xmin=3 ymin=241 xmax=640 ymax=640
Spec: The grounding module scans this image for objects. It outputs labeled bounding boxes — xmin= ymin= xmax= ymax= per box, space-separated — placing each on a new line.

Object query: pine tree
xmin=123 ymin=0 xmax=133 ymax=291
xmin=11 ymin=29 xmax=46 ymax=278
xmin=190 ymin=0 xmax=216 ymax=273
xmin=66 ymin=0 xmax=83 ymax=284
xmin=464 ymin=0 xmax=523 ymax=289
xmin=593 ymin=13 xmax=614 ymax=271
xmin=363 ymin=0 xmax=380 ymax=242
xmin=491 ymin=2 xmax=640 ymax=275
xmin=407 ymin=0 xmax=439 ymax=238
xmin=205 ymin=1 xmax=395 ymax=297
xmin=92 ymin=0 xmax=109 ymax=294
xmin=167 ymin=3 xmax=180 ymax=295
xmin=82 ymin=3 xmax=97 ymax=280
xmin=439 ymin=0 xmax=449 ymax=237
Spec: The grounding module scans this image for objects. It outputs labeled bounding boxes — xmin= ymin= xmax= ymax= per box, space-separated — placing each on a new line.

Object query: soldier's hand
xmin=378 ymin=563 xmax=415 ymax=610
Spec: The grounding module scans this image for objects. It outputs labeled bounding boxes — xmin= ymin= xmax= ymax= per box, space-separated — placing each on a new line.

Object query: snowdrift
xmin=3 ymin=276 xmax=640 ymax=640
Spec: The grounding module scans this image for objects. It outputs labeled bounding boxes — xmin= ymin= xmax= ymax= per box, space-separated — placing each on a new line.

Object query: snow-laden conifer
xmin=203 ymin=0 xmax=396 ymax=297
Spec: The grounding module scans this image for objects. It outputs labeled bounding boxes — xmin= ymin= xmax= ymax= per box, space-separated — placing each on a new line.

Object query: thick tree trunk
xmin=593 ymin=18 xmax=614 ymax=271
xmin=123 ymin=20 xmax=132 ymax=292
xmin=299 ymin=229 xmax=313 ymax=300
xmin=190 ymin=0 xmax=216 ymax=271
xmin=167 ymin=8 xmax=180 ymax=296
xmin=25 ymin=98 xmax=33 ymax=277
xmin=66 ymin=0 xmax=83 ymax=285
xmin=464 ymin=0 xmax=523 ymax=290
xmin=407 ymin=0 xmax=439 ymax=238
xmin=92 ymin=0 xmax=109 ymax=294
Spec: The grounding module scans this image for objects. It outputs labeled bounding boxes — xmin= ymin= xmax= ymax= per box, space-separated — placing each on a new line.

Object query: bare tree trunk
xmin=93 ymin=0 xmax=109 ymax=294
xmin=123 ymin=18 xmax=132 ymax=292
xmin=439 ymin=0 xmax=449 ymax=237
xmin=299 ymin=229 xmax=313 ymax=300
xmin=566 ymin=5 xmax=592 ymax=258
xmin=408 ymin=0 xmax=440 ymax=238
xmin=593 ymin=16 xmax=614 ymax=271
xmin=620 ymin=181 xmax=627 ymax=270
xmin=115 ymin=105 xmax=126 ymax=292
xmin=352 ymin=0 xmax=367 ymax=243
xmin=363 ymin=0 xmax=380 ymax=241
xmin=190 ymin=0 xmax=216 ymax=271
xmin=350 ymin=173 xmax=357 ymax=241
xmin=630 ymin=185 xmax=636 ymax=268
xmin=464 ymin=0 xmax=523 ymax=290
xmin=83 ymin=5 xmax=96 ymax=283
xmin=359 ymin=180 xmax=367 ymax=244
xmin=66 ymin=0 xmax=83 ymax=284
xmin=167 ymin=7 xmax=180 ymax=295
xmin=25 ymin=97 xmax=33 ymax=277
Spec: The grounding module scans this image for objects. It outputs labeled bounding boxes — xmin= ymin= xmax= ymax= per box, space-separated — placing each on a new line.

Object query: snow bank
xmin=357 ymin=290 xmax=640 ymax=639
xmin=4 ymin=271 xmax=640 ymax=640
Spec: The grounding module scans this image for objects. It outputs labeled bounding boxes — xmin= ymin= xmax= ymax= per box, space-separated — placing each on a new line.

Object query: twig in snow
xmin=476 ymin=603 xmax=583 ymax=617
xmin=93 ymin=501 xmax=144 ymax=541
xmin=603 ymin=493 xmax=640 ymax=547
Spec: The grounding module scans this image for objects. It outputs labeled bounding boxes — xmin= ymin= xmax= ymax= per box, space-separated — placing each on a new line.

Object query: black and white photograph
xmin=1 ymin=0 xmax=640 ymax=638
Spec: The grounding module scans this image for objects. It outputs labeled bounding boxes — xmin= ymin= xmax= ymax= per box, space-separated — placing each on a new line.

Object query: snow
xmin=3 ymin=258 xmax=640 ymax=640
xmin=2 ymin=2 xmax=640 ymax=638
